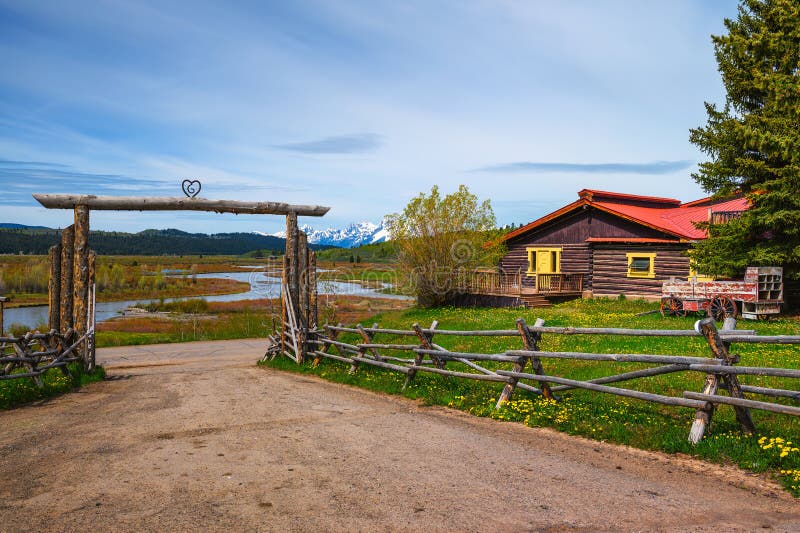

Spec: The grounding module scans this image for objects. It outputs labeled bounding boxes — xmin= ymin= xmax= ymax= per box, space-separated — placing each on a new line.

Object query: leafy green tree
xmin=385 ymin=185 xmax=502 ymax=307
xmin=689 ymin=0 xmax=800 ymax=279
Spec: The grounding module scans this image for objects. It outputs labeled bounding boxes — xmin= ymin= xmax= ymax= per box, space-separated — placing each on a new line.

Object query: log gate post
xmin=73 ymin=205 xmax=90 ymax=370
xmin=297 ymin=231 xmax=309 ymax=363
xmin=60 ymin=225 xmax=75 ymax=335
xmin=48 ymin=243 xmax=62 ymax=334
xmin=688 ymin=317 xmax=755 ymax=444
xmin=0 ymin=296 xmax=6 ymax=335
xmin=33 ymin=193 xmax=330 ymax=364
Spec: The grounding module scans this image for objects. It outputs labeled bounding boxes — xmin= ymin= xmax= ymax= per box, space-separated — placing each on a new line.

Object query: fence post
xmin=688 ymin=317 xmax=754 ymax=444
xmin=316 ymin=322 xmax=344 ymax=366
xmin=403 ymin=320 xmax=439 ymax=390
xmin=497 ymin=318 xmax=551 ymax=408
xmin=357 ymin=323 xmax=382 ymax=361
xmin=717 ymin=317 xmax=755 ymax=433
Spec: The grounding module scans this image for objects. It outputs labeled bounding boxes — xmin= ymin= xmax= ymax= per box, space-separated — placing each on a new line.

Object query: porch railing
xmin=535 ymin=273 xmax=584 ymax=295
xmin=460 ymin=270 xmax=584 ymax=296
xmin=460 ymin=269 xmax=522 ymax=295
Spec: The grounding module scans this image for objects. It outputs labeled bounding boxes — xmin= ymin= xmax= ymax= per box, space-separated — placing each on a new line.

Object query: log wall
xmin=501 ymin=243 xmax=591 ymax=288
xmin=501 ymin=207 xmax=685 ymax=293
xmin=592 ymin=244 xmax=690 ymax=298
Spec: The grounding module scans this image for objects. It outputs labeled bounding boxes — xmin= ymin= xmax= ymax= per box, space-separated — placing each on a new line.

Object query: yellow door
xmin=536 ymin=250 xmax=554 ymax=274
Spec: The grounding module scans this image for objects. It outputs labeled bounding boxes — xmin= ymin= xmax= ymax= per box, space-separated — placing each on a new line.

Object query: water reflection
xmin=4 ymin=270 xmax=411 ymax=330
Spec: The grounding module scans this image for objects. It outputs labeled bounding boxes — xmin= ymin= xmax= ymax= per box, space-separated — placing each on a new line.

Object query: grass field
xmin=0 ymin=363 xmax=106 ymax=410
xmin=262 ymin=298 xmax=800 ymax=496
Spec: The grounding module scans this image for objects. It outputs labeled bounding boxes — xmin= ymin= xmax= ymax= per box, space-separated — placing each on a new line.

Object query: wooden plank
xmin=684 ymin=392 xmax=800 ymax=417
xmin=739 ymin=385 xmax=800 ymax=401
xmin=525 ymin=326 xmax=756 ymax=337
xmin=279 ymin=256 xmax=287 ymax=361
xmin=87 ymin=250 xmax=97 ymax=370
xmin=414 ymin=349 xmax=521 ymax=362
xmin=33 ymin=194 xmax=330 ymax=216
xmin=456 ymin=356 xmax=543 ymax=396
xmin=407 ymin=364 xmax=508 ymax=382
xmin=686 ymin=364 xmax=800 ymax=378
xmin=297 ymin=231 xmax=308 ymax=363
xmin=507 ymin=350 xmax=716 ymax=366
xmin=550 ymin=364 xmax=687 ymax=392
xmin=496 ymin=370 xmax=707 ymax=409
xmin=714 ymin=335 xmax=800 ymax=344
xmin=350 ymin=356 xmax=411 ymax=374
xmin=309 ymin=251 xmax=318 ymax=330
xmin=48 ymin=243 xmax=61 ymax=333
xmin=312 ymin=350 xmax=354 ymax=365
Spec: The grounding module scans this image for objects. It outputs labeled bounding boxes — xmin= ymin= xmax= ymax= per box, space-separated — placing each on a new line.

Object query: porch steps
xmin=519 ymin=294 xmax=552 ymax=308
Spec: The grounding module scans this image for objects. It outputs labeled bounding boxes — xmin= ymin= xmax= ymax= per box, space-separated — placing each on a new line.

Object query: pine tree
xmin=689 ymin=0 xmax=800 ymax=279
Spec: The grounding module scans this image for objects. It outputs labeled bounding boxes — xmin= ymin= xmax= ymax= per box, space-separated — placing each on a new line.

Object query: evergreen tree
xmin=689 ymin=0 xmax=800 ymax=279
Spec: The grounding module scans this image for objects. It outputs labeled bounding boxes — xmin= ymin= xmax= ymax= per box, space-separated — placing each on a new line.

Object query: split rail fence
xmin=269 ymin=316 xmax=800 ymax=444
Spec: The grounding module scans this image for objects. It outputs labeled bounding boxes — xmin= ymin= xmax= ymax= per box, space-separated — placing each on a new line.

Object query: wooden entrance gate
xmin=34 ymin=193 xmax=330 ymax=371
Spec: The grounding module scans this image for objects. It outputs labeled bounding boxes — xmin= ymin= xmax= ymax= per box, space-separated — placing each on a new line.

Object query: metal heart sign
xmin=181 ymin=179 xmax=201 ymax=198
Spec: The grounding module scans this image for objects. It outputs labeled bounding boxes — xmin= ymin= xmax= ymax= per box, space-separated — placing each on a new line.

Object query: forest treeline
xmin=0 ymin=227 xmax=330 ymax=256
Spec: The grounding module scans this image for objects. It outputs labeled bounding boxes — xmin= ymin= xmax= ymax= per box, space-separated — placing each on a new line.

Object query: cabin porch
xmin=458 ymin=269 xmax=585 ymax=308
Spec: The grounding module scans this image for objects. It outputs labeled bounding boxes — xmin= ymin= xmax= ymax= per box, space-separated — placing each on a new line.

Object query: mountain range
xmin=266 ymin=221 xmax=389 ymax=248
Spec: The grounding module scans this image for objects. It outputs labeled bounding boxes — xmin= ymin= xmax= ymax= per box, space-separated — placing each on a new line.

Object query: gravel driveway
xmin=0 ymin=339 xmax=797 ymax=531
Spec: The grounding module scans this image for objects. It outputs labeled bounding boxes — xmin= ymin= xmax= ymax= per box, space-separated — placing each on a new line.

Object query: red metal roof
xmin=502 ymin=191 xmax=748 ymax=243
xmin=578 ymin=189 xmax=681 ymax=205
xmin=584 ymin=237 xmax=680 ymax=244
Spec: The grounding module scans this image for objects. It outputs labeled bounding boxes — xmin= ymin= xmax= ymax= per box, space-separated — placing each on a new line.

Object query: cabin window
xmin=626 ymin=253 xmax=656 ymax=278
xmin=526 ymin=247 xmax=562 ymax=276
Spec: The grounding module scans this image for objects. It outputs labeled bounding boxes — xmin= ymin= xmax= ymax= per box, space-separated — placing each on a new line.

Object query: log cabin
xmin=461 ymin=189 xmax=747 ymax=307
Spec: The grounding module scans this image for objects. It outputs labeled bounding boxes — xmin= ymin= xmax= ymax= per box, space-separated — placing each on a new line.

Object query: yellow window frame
xmin=526 ymin=247 xmax=562 ymax=276
xmin=626 ymin=252 xmax=656 ymax=278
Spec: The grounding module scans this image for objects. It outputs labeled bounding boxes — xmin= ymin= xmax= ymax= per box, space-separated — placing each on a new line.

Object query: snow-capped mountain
xmin=264 ymin=221 xmax=389 ymax=248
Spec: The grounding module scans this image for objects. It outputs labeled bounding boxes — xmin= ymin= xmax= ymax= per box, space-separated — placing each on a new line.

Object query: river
xmin=3 ymin=269 xmax=411 ymax=330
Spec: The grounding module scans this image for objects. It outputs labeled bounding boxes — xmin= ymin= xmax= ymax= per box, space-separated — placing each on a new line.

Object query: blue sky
xmin=0 ymin=0 xmax=738 ymax=234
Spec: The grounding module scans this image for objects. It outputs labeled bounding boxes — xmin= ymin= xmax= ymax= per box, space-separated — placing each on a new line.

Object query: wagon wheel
xmin=660 ymin=297 xmax=686 ymax=317
xmin=709 ymin=296 xmax=737 ymax=321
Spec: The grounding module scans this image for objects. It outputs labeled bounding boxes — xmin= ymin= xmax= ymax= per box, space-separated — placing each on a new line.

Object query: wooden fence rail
xmin=0 ymin=329 xmax=87 ymax=386
xmin=275 ymin=316 xmax=800 ymax=444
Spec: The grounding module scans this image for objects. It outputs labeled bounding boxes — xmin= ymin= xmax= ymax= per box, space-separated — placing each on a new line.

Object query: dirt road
xmin=0 ymin=339 xmax=798 ymax=531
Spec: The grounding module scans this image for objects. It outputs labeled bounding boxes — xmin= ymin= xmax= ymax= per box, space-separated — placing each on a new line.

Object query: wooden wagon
xmin=661 ymin=266 xmax=783 ymax=320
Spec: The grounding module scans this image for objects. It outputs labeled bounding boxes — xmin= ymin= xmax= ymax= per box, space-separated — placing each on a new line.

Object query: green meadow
xmin=262 ymin=298 xmax=800 ymax=496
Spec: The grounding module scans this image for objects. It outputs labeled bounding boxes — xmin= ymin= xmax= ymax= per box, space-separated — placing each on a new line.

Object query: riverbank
xmin=95 ymin=295 xmax=413 ymax=347
xmin=3 ymin=277 xmax=250 ymax=308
